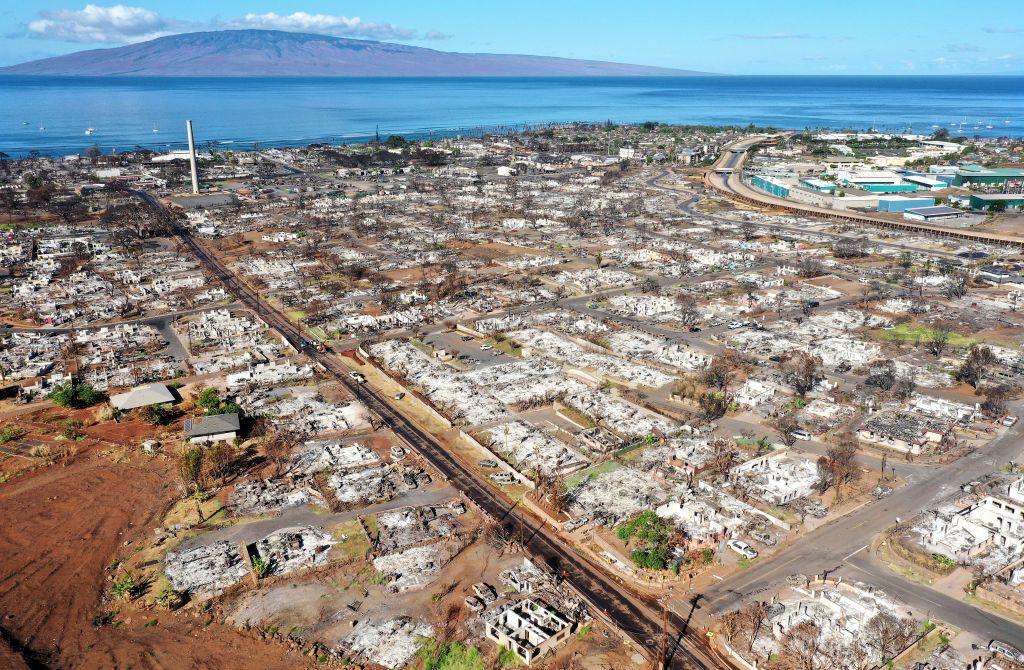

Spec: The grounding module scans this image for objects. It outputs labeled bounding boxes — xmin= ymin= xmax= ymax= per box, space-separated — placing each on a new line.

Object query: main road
xmin=132 ymin=189 xmax=729 ymax=670
xmin=705 ymin=135 xmax=1024 ymax=249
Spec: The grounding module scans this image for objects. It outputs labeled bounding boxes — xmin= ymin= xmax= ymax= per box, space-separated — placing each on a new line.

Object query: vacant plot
xmin=869 ymin=323 xmax=977 ymax=348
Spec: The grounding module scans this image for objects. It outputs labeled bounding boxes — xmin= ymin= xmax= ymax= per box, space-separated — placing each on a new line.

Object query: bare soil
xmin=0 ymin=449 xmax=313 ymax=670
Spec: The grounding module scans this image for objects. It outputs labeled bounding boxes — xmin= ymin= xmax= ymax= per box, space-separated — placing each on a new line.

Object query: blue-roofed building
xmin=878 ymin=197 xmax=936 ymax=212
xmin=751 ymin=175 xmax=790 ymax=198
xmin=798 ymin=177 xmax=836 ymax=193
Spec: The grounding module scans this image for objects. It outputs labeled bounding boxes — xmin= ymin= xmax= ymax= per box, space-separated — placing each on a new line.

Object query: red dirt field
xmin=0 ymin=449 xmax=314 ymax=670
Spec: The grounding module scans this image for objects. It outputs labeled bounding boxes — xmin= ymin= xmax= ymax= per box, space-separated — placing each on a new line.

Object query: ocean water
xmin=0 ymin=75 xmax=1021 ymax=157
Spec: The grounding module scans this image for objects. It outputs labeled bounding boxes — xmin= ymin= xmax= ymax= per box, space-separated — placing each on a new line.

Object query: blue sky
xmin=1 ymin=1 xmax=1021 ymax=73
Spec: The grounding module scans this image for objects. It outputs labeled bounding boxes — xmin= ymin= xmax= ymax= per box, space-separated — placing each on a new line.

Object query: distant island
xmin=0 ymin=29 xmax=711 ymax=77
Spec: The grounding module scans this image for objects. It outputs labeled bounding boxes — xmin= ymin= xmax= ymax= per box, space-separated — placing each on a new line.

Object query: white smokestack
xmin=185 ymin=119 xmax=200 ymax=195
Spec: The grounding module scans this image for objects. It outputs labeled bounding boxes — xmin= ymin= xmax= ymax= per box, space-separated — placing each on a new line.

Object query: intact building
xmin=953 ymin=166 xmax=1024 ymax=187
xmin=751 ymin=175 xmax=790 ymax=198
xmin=969 ymin=194 xmax=1024 ymax=212
xmin=903 ymin=205 xmax=965 ymax=222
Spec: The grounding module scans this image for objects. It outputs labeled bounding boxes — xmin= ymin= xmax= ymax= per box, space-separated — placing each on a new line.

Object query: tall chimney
xmin=185 ymin=119 xmax=200 ymax=195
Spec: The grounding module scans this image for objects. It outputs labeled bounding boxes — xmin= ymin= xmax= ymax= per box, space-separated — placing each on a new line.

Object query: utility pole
xmin=659 ymin=595 xmax=669 ymax=670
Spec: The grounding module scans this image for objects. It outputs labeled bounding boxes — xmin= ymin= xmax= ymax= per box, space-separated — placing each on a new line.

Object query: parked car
xmin=479 ymin=459 xmax=499 ymax=468
xmin=348 ymin=372 xmax=366 ymax=384
xmin=480 ymin=344 xmax=493 ymax=350
xmin=490 ymin=472 xmax=514 ymax=485
xmin=790 ymin=429 xmax=812 ymax=441
xmin=464 ymin=596 xmax=484 ymax=612
xmin=727 ymin=321 xmax=744 ymax=329
xmin=394 ymin=392 xmax=405 ymax=400
xmin=727 ymin=539 xmax=758 ymax=559
xmin=989 ymin=641 xmax=1024 ymax=664
xmin=1003 ymin=415 xmax=1019 ymax=427
xmin=461 ymin=336 xmax=474 ymax=342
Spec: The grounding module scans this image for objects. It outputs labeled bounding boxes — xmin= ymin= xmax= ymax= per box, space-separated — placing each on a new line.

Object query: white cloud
xmin=225 ymin=12 xmax=418 ymax=40
xmin=24 ymin=5 xmax=447 ymax=44
xmin=27 ymin=4 xmax=181 ymax=43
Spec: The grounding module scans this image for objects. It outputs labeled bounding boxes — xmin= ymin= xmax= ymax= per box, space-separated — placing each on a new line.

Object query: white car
xmin=1003 ymin=416 xmax=1018 ymax=427
xmin=727 ymin=539 xmax=758 ymax=560
xmin=790 ymin=429 xmax=812 ymax=441
xmin=348 ymin=372 xmax=366 ymax=384
xmin=480 ymin=344 xmax=493 ymax=351
xmin=727 ymin=321 xmax=744 ymax=329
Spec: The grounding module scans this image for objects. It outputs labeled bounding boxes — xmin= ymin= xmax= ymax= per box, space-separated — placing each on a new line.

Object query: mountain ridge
xmin=0 ymin=30 xmax=712 ymax=77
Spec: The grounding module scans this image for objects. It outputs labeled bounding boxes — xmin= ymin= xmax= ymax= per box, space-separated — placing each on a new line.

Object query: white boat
xmin=85 ymin=127 xmax=95 ymax=135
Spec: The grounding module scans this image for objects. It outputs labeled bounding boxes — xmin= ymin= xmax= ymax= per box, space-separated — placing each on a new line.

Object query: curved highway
xmin=706 ymin=136 xmax=1024 ymax=249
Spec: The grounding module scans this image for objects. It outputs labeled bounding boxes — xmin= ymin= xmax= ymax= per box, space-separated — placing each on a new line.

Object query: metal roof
xmin=906 ymin=206 xmax=962 ymax=217
xmin=184 ymin=412 xmax=240 ymax=437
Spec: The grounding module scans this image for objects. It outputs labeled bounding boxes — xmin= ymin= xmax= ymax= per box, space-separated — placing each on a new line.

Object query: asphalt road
xmin=692 ymin=415 xmax=1024 ymax=647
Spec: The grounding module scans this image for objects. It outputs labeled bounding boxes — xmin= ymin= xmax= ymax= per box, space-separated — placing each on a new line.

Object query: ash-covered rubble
xmin=228 ymin=478 xmax=325 ymax=517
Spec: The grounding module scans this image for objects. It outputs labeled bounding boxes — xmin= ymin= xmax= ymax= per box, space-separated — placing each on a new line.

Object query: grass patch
xmin=410 ymin=339 xmax=434 ymax=356
xmin=566 ymin=460 xmax=620 ymax=490
xmin=556 ymin=406 xmax=597 ymax=429
xmin=869 ymin=323 xmax=977 ymax=348
xmin=306 ymin=326 xmax=328 ymax=342
xmin=484 ymin=337 xmax=522 ymax=358
xmin=329 ymin=520 xmax=371 ymax=560
xmin=285 ymin=309 xmax=308 ymax=321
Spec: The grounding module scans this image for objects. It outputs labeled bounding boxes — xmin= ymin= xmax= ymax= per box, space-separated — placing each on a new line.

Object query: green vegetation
xmin=48 ymin=381 xmax=102 ymax=408
xmin=932 ymin=553 xmax=957 ymax=572
xmin=870 ymin=323 xmax=976 ymax=348
xmin=251 ymin=555 xmax=271 ymax=578
xmin=617 ymin=510 xmax=673 ymax=571
xmin=140 ymin=403 xmax=174 ymax=425
xmin=417 ymin=638 xmax=487 ymax=670
xmin=565 ymin=460 xmax=620 ymax=489
xmin=0 ymin=426 xmax=23 ymax=444
xmin=576 ymin=624 xmax=592 ymax=640
xmin=556 ymin=405 xmax=597 ymax=429
xmin=110 ymin=574 xmax=137 ymax=601
xmin=194 ymin=388 xmax=242 ymax=416
xmin=498 ymin=647 xmax=522 ymax=667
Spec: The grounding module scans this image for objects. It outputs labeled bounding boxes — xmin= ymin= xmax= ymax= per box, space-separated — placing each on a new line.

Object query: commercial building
xmin=798 ymin=177 xmax=836 ymax=193
xmin=969 ymin=194 xmax=1024 ymax=212
xmin=836 ymin=170 xmax=902 ymax=186
xmin=903 ymin=205 xmax=965 ymax=222
xmin=901 ymin=174 xmax=947 ymax=191
xmin=860 ymin=183 xmax=920 ymax=194
xmin=953 ymin=166 xmax=1024 ymax=187
xmin=877 ymin=196 xmax=936 ymax=213
xmin=751 ymin=175 xmax=790 ymax=198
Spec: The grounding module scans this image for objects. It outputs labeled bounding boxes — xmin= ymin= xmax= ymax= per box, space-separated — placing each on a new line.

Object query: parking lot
xmin=422 ymin=330 xmax=510 ymax=369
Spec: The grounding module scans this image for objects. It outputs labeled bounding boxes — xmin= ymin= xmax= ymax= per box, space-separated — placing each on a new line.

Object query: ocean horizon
xmin=1 ymin=74 xmax=1022 ymax=157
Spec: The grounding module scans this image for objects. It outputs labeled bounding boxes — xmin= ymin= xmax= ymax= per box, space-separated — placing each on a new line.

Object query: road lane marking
xmin=843 ymin=545 xmax=868 ymax=562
